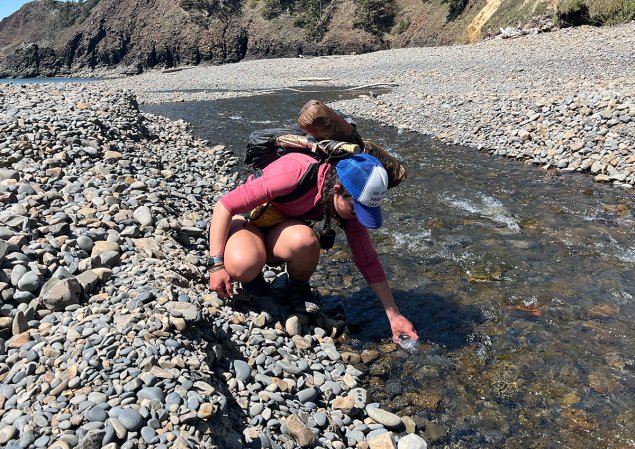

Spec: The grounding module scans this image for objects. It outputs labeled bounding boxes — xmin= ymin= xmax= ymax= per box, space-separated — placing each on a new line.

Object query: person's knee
xmin=281 ymin=227 xmax=320 ymax=280
xmin=287 ymin=226 xmax=320 ymax=255
xmin=226 ymin=257 xmax=264 ymax=283
xmin=224 ymin=221 xmax=266 ymax=282
xmin=225 ymin=248 xmax=266 ymax=282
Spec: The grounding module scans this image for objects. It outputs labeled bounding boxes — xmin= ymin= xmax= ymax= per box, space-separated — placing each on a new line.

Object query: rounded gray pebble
xmin=17 ymin=271 xmax=40 ymax=292
xmin=118 ymin=408 xmax=144 ymax=431
xmin=137 ymin=387 xmax=164 ymax=402
xmin=87 ymin=406 xmax=109 ymax=422
xmin=141 ymin=426 xmax=157 ymax=444
xmin=296 ymin=387 xmax=318 ymax=403
xmin=77 ymin=236 xmax=94 ymax=251
xmin=233 ymin=359 xmax=251 ymax=381
xmin=314 ymin=412 xmax=328 ymax=428
xmin=0 ymin=425 xmax=17 ymax=445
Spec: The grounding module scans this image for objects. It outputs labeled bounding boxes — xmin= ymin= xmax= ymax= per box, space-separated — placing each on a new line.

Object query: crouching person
xmin=208 ymin=152 xmax=418 ymax=343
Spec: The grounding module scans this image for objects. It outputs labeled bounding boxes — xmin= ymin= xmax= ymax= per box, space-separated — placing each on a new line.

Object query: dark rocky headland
xmin=0 ymin=0 xmax=612 ymax=79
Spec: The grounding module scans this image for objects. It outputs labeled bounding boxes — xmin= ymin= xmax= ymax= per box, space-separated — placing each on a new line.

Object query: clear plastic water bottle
xmin=396 ymin=334 xmax=420 ymax=352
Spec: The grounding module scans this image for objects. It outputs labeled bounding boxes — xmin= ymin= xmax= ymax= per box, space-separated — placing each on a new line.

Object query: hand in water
xmin=389 ymin=314 xmax=419 ymax=349
xmin=395 ymin=334 xmax=420 ymax=352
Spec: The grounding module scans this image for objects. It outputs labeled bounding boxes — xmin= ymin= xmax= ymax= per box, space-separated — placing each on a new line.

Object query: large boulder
xmin=285 ymin=414 xmax=316 ymax=447
xmin=76 ymin=268 xmax=112 ymax=294
xmin=40 ymin=277 xmax=81 ymax=311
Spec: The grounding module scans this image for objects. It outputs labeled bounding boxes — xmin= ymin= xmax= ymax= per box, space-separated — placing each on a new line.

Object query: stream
xmin=143 ymin=89 xmax=635 ymax=449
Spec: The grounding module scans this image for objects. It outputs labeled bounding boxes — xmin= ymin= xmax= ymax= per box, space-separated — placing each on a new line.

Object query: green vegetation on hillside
xmin=180 ymin=0 xmax=242 ymax=20
xmin=43 ymin=0 xmax=101 ymax=28
xmin=557 ymin=0 xmax=635 ymax=26
xmin=247 ymin=0 xmax=397 ymax=40
xmin=352 ymin=0 xmax=395 ymax=34
xmin=244 ymin=0 xmax=335 ymax=41
xmin=444 ymin=0 xmax=469 ymax=21
xmin=292 ymin=0 xmax=335 ymax=41
xmin=259 ymin=0 xmax=294 ymax=19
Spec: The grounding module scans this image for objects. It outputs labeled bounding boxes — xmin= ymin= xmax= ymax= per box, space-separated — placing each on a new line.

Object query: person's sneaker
xmin=287 ymin=282 xmax=321 ymax=314
xmin=241 ymin=273 xmax=274 ymax=298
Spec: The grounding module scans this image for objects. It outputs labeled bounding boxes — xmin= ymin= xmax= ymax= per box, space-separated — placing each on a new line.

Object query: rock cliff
xmin=0 ymin=0 xmax=560 ymax=78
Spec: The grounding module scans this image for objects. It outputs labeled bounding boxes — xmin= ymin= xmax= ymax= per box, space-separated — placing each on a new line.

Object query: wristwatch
xmin=206 ymin=255 xmax=224 ymax=268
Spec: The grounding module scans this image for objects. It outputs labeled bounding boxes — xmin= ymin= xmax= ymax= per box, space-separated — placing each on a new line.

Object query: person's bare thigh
xmin=264 ymin=219 xmax=316 ymax=262
xmin=224 ymin=216 xmax=267 ymax=277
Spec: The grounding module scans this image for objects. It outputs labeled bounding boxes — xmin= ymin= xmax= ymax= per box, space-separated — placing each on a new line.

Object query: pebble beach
xmin=0 ymin=84 xmax=425 ymax=449
xmin=1 ymin=20 xmax=634 ymax=449
xmin=105 ymin=21 xmax=635 ymax=189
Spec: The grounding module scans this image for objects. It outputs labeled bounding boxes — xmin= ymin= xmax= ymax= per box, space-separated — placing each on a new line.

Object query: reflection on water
xmin=143 ymin=90 xmax=635 ymax=449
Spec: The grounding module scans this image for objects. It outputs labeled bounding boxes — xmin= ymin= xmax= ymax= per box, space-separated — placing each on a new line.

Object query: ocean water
xmin=0 ymin=77 xmax=99 ymax=85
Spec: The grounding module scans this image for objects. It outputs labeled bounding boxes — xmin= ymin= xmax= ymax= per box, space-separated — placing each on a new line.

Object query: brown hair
xmin=320 ymin=165 xmax=349 ymax=228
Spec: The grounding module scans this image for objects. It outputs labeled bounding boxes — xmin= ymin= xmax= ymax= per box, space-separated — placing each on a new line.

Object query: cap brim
xmin=353 ymin=201 xmax=383 ymax=229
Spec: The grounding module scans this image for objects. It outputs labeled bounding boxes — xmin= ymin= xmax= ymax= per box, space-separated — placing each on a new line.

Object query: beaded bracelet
xmin=209 ymin=265 xmax=226 ymax=274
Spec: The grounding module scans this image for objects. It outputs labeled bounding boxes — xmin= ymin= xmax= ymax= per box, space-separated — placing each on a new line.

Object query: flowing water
xmin=143 ymin=89 xmax=635 ymax=449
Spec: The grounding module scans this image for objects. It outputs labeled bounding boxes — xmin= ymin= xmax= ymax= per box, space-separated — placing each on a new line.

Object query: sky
xmin=0 ymin=0 xmax=36 ymax=20
xmin=0 ymin=0 xmax=75 ymax=20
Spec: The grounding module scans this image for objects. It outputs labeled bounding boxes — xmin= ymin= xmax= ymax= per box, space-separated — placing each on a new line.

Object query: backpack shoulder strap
xmin=278 ymin=147 xmax=323 ymax=160
xmin=275 ymin=162 xmax=321 ymax=204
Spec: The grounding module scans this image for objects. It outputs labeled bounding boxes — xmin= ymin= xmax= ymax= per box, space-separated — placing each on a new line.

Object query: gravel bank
xmin=104 ymin=22 xmax=635 ymax=189
xmin=0 ymin=83 xmax=428 ymax=449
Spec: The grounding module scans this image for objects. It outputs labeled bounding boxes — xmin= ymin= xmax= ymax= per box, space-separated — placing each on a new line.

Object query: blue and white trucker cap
xmin=336 ymin=153 xmax=388 ymax=229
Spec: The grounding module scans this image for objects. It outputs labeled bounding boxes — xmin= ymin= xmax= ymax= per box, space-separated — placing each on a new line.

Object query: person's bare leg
xmin=223 ymin=217 xmax=266 ymax=283
xmin=265 ymin=220 xmax=320 ymax=281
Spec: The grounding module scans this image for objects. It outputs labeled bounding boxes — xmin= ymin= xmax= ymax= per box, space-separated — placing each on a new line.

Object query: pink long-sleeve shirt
xmin=220 ymin=152 xmax=387 ymax=284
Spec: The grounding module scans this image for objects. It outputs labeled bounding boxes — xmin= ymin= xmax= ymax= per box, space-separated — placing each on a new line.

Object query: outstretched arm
xmin=345 ymin=220 xmax=419 ymax=342
xmin=370 ymin=280 xmax=419 ymax=343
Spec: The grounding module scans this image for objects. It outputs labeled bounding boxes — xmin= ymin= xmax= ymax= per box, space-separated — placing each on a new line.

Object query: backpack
xmin=244 ymin=100 xmax=407 ymax=189
xmin=242 ymin=101 xmax=407 ymax=229
xmin=244 ymin=127 xmax=362 ymax=205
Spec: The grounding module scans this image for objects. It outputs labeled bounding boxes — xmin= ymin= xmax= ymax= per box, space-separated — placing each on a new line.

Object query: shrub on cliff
xmin=43 ymin=0 xmax=102 ymax=28
xmin=252 ymin=0 xmax=333 ymax=41
xmin=445 ymin=0 xmax=469 ymax=21
xmin=180 ymin=0 xmax=242 ymax=20
xmin=292 ymin=0 xmax=335 ymax=41
xmin=352 ymin=0 xmax=395 ymax=35
xmin=557 ymin=0 xmax=635 ymax=26
xmin=259 ymin=0 xmax=295 ymax=19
